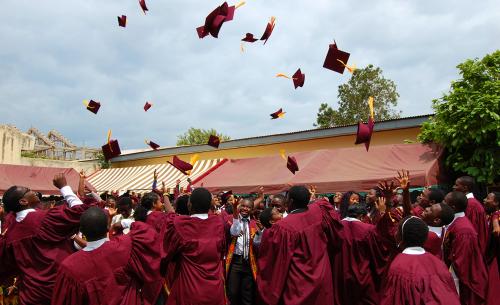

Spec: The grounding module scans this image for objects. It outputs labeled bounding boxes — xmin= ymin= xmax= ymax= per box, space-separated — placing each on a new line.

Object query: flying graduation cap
xmin=323 ymin=41 xmax=352 ymax=74
xmin=168 ymin=156 xmax=193 ymax=175
xmin=208 ymin=135 xmax=221 ymax=148
xmin=117 ymin=15 xmax=127 ymax=27
xmin=260 ymin=16 xmax=276 ymax=44
xmin=241 ymin=33 xmax=258 ymax=42
xmin=280 ymin=149 xmax=299 ymax=174
xmin=138 ymin=0 xmax=148 ymax=14
xmin=276 ymin=68 xmax=305 ymax=89
xmin=197 ymin=1 xmax=245 ymax=39
xmin=145 ymin=140 xmax=160 ymax=150
xmin=144 ymin=101 xmax=152 ymax=112
xmin=101 ymin=130 xmax=121 ymax=161
xmin=355 ymin=97 xmax=376 ymax=151
xmin=270 ymin=108 xmax=285 ymax=119
xmin=83 ymin=100 xmax=101 ymax=114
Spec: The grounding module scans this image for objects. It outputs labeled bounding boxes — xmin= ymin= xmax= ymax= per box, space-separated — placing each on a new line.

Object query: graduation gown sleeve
xmin=466 ymin=198 xmax=489 ymax=254
xmin=37 ymin=203 xmax=91 ymax=242
xmin=52 ymin=270 xmax=88 ymax=305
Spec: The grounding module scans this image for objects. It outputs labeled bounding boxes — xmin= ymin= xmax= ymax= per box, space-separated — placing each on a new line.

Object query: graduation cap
xmin=260 ymin=16 xmax=276 ymax=44
xmin=355 ymin=97 xmax=376 ymax=151
xmin=221 ymin=190 xmax=233 ymax=203
xmin=196 ymin=1 xmax=245 ymax=39
xmin=139 ymin=0 xmax=148 ymax=14
xmin=118 ymin=15 xmax=127 ymax=27
xmin=168 ymin=156 xmax=193 ymax=175
xmin=145 ymin=140 xmax=160 ymax=150
xmin=208 ymin=135 xmax=221 ymax=148
xmin=242 ymin=33 xmax=258 ymax=42
xmin=144 ymin=101 xmax=152 ymax=112
xmin=83 ymin=100 xmax=101 ymax=114
xmin=101 ymin=130 xmax=121 ymax=161
xmin=280 ymin=149 xmax=299 ymax=174
xmin=323 ymin=41 xmax=351 ymax=74
xmin=270 ymin=108 xmax=285 ymax=119
xmin=276 ymin=68 xmax=305 ymax=89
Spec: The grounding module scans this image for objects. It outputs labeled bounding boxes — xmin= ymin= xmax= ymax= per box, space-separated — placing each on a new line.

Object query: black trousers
xmin=227 ymin=255 xmax=255 ymax=305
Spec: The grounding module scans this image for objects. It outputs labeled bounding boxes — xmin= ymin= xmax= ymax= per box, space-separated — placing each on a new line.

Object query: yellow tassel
xmin=83 ymin=100 xmax=92 ymax=108
xmin=368 ymin=96 xmax=375 ymax=120
xmin=190 ymin=154 xmax=200 ymax=166
xmin=275 ymin=73 xmax=291 ymax=79
xmin=107 ymin=129 xmax=113 ymax=152
xmin=235 ymin=1 xmax=246 ymax=9
xmin=279 ymin=149 xmax=287 ymax=161
xmin=240 ymin=42 xmax=245 ymax=53
xmin=336 ymin=59 xmax=356 ymax=74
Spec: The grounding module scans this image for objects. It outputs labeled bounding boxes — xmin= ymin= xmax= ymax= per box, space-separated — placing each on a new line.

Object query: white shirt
xmin=342 ymin=217 xmax=361 ymax=222
xmin=402 ymin=246 xmax=426 ymax=255
xmin=428 ymin=225 xmax=443 ymax=238
xmin=282 ymin=211 xmax=288 ymax=218
xmin=83 ymin=237 xmax=109 ymax=252
xmin=230 ymin=216 xmax=251 ymax=255
xmin=466 ymin=193 xmax=474 ymax=199
xmin=253 ymin=228 xmax=264 ymax=247
xmin=191 ymin=213 xmax=208 ymax=220
xmin=16 ymin=208 xmax=36 ymax=222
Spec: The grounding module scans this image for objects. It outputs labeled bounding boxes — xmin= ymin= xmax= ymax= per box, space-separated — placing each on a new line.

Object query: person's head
xmin=410 ymin=190 xmax=421 ymax=204
xmin=259 ymin=207 xmax=283 ymax=229
xmin=221 ymin=191 xmax=234 ymax=205
xmin=333 ymin=192 xmax=343 ymax=205
xmin=175 ymin=194 xmax=190 ymax=216
xmin=445 ymin=191 xmax=468 ymax=213
xmin=421 ymin=202 xmax=455 ymax=227
xmin=420 ymin=188 xmax=445 ymax=208
xmin=212 ymin=195 xmax=221 ymax=208
xmin=106 ymin=197 xmax=117 ymax=209
xmin=238 ymin=198 xmax=253 ymax=218
xmin=484 ymin=192 xmax=500 ymax=214
xmin=3 ymin=185 xmax=41 ymax=213
xmin=188 ymin=188 xmax=212 ymax=214
xmin=347 ymin=204 xmax=368 ymax=220
xmin=270 ymin=194 xmax=286 ymax=213
xmin=339 ymin=191 xmax=359 ymax=218
xmin=117 ymin=197 xmax=133 ymax=218
xmin=140 ymin=192 xmax=163 ymax=211
xmin=453 ymin=176 xmax=474 ymax=194
xmin=286 ymin=186 xmax=311 ymax=211
xmin=365 ymin=188 xmax=379 ymax=205
xmin=397 ymin=216 xmax=429 ymax=249
xmin=80 ymin=207 xmax=109 ymax=242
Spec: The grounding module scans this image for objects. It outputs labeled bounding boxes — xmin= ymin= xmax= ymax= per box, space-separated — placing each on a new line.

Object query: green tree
xmin=418 ymin=50 xmax=500 ymax=184
xmin=97 ymin=152 xmax=110 ymax=169
xmin=315 ymin=65 xmax=400 ymax=127
xmin=176 ymin=127 xmax=231 ymax=146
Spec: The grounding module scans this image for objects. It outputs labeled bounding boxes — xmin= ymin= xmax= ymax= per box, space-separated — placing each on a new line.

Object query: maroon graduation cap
xmin=86 ymin=100 xmax=101 ymax=114
xmin=286 ymin=156 xmax=299 ymax=174
xmin=117 ymin=15 xmax=127 ymax=27
xmin=260 ymin=16 xmax=276 ymax=44
xmin=145 ymin=140 xmax=160 ymax=150
xmin=196 ymin=2 xmax=236 ymax=39
xmin=292 ymin=68 xmax=305 ymax=89
xmin=323 ymin=41 xmax=351 ymax=74
xmin=168 ymin=156 xmax=193 ymax=175
xmin=355 ymin=117 xmax=375 ymax=151
xmin=241 ymin=33 xmax=258 ymax=42
xmin=144 ymin=101 xmax=152 ymax=112
xmin=270 ymin=108 xmax=285 ymax=119
xmin=138 ymin=0 xmax=148 ymax=14
xmin=208 ymin=135 xmax=221 ymax=148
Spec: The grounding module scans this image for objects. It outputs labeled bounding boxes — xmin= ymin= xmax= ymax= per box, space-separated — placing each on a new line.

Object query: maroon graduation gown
xmin=465 ymin=197 xmax=489 ymax=254
xmin=333 ymin=219 xmax=393 ymax=305
xmin=51 ymin=222 xmax=163 ymax=305
xmin=257 ymin=199 xmax=343 ymax=305
xmin=486 ymin=211 xmax=500 ymax=305
xmin=381 ymin=252 xmax=460 ymax=305
xmin=424 ymin=230 xmax=443 ymax=258
xmin=161 ymin=214 xmax=227 ymax=305
xmin=443 ymin=216 xmax=488 ymax=305
xmin=0 ymin=204 xmax=90 ymax=305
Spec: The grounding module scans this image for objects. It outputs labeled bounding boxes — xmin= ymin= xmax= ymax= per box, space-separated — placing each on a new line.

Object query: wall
xmin=0 ymin=125 xmax=35 ymax=164
xmin=19 ymin=157 xmax=100 ymax=175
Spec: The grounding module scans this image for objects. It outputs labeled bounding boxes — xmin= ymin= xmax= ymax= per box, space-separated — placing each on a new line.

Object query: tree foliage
xmin=315 ymin=65 xmax=401 ymax=127
xmin=176 ymin=127 xmax=231 ymax=146
xmin=97 ymin=152 xmax=110 ymax=169
xmin=418 ymin=50 xmax=500 ymax=184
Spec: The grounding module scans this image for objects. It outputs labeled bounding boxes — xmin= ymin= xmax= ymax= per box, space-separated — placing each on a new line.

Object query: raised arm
xmin=395 ymin=170 xmax=412 ymax=217
xmin=77 ymin=170 xmax=85 ymax=198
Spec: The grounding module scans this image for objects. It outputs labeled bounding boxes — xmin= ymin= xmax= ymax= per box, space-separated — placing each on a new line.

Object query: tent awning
xmin=0 ymin=164 xmax=95 ymax=196
xmin=88 ymin=158 xmax=224 ymax=193
xmin=192 ymin=144 xmax=443 ymax=194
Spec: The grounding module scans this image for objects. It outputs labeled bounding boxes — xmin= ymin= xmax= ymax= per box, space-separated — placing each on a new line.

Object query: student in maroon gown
xmin=161 ymin=187 xmax=227 ymax=305
xmin=420 ymin=201 xmax=455 ymax=258
xmin=0 ymin=174 xmax=92 ymax=305
xmin=381 ymin=216 xmax=460 ymax=305
xmin=443 ymin=191 xmax=488 ymax=305
xmin=413 ymin=188 xmax=445 ymax=217
xmin=484 ymin=192 xmax=500 ymax=305
xmin=453 ymin=176 xmax=489 ymax=254
xmin=51 ymin=207 xmax=163 ymax=305
xmin=257 ymin=185 xmax=343 ymax=305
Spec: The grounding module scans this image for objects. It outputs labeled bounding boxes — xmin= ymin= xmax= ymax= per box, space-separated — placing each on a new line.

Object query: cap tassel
xmin=336 ymin=59 xmax=356 ymax=73
xmin=107 ymin=129 xmax=113 ymax=152
xmin=235 ymin=1 xmax=246 ymax=9
xmin=240 ymin=42 xmax=245 ymax=53
xmin=368 ymin=96 xmax=375 ymax=120
xmin=189 ymin=154 xmax=200 ymax=166
xmin=276 ymin=73 xmax=291 ymax=79
xmin=279 ymin=149 xmax=287 ymax=161
xmin=83 ymin=100 xmax=93 ymax=109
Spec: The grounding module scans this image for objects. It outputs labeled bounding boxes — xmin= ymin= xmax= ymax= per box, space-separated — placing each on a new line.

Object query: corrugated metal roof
xmin=111 ymin=114 xmax=433 ymax=162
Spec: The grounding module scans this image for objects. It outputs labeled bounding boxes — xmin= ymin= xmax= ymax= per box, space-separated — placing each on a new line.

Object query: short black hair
xmin=189 ymin=188 xmax=212 ymax=214
xmin=118 ymin=197 xmax=133 ymax=209
xmin=439 ymin=203 xmax=455 ymax=226
xmin=458 ymin=176 xmax=474 ymax=192
xmin=3 ymin=186 xmax=26 ymax=213
xmin=347 ymin=204 xmax=367 ymax=218
xmin=273 ymin=194 xmax=285 ymax=202
xmin=80 ymin=207 xmax=108 ymax=241
xmin=448 ymin=191 xmax=468 ymax=212
xmin=428 ymin=189 xmax=445 ymax=204
xmin=140 ymin=192 xmax=159 ymax=211
xmin=259 ymin=207 xmax=274 ymax=229
xmin=175 ymin=195 xmax=190 ymax=216
xmin=399 ymin=216 xmax=429 ymax=248
xmin=288 ymin=186 xmax=311 ymax=209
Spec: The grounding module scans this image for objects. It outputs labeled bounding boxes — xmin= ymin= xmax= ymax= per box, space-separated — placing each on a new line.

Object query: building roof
xmin=112 ymin=114 xmax=433 ymax=162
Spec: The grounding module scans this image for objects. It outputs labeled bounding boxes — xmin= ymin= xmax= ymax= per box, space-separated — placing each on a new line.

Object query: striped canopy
xmin=88 ymin=159 xmax=223 ymax=194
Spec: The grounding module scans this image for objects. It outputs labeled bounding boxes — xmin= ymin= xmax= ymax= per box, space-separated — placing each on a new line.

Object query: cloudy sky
xmin=1 ymin=0 xmax=499 ymax=150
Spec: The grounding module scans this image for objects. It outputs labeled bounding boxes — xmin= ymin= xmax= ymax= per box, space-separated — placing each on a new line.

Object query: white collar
xmin=428 ymin=226 xmax=443 ymax=238
xmin=343 ymin=217 xmax=361 ymax=222
xmin=83 ymin=237 xmax=109 ymax=252
xmin=283 ymin=211 xmax=288 ymax=218
xmin=191 ymin=213 xmax=208 ymax=220
xmin=466 ymin=193 xmax=474 ymax=199
xmin=402 ymin=247 xmax=426 ymax=255
xmin=447 ymin=212 xmax=466 ymax=229
xmin=16 ymin=209 xmax=36 ymax=222
xmin=147 ymin=210 xmax=153 ymax=215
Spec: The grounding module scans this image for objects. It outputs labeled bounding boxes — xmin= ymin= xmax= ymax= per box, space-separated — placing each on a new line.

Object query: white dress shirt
xmin=191 ymin=213 xmax=208 ymax=220
xmin=83 ymin=237 xmax=110 ymax=252
xmin=466 ymin=193 xmax=474 ymax=199
xmin=230 ymin=216 xmax=251 ymax=256
xmin=402 ymin=246 xmax=426 ymax=255
xmin=428 ymin=225 xmax=443 ymax=238
xmin=342 ymin=217 xmax=362 ymax=222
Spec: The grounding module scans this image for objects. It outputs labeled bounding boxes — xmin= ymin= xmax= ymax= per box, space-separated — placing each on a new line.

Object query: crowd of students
xmin=0 ymin=170 xmax=499 ymax=305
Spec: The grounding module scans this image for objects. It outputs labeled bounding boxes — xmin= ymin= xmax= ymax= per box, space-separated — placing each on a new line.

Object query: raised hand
xmin=79 ymin=170 xmax=85 ymax=178
xmin=377 ymin=180 xmax=396 ymax=199
xmin=375 ymin=197 xmax=387 ymax=213
xmin=153 ymin=169 xmax=158 ymax=180
xmin=53 ymin=173 xmax=68 ymax=189
xmin=395 ymin=169 xmax=410 ymax=190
